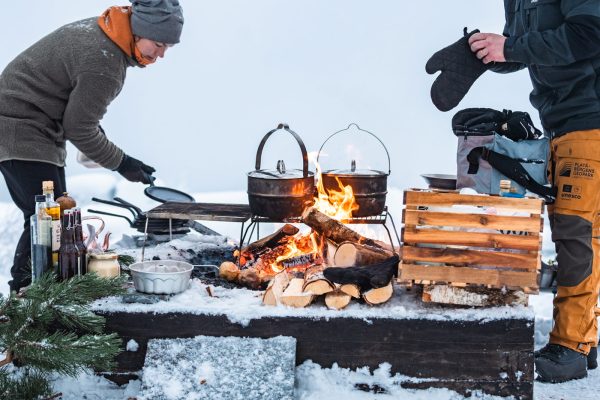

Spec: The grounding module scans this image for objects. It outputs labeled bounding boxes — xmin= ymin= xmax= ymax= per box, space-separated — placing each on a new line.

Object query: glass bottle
xmin=72 ymin=207 xmax=87 ymax=275
xmin=30 ymin=195 xmax=52 ymax=281
xmin=58 ymin=210 xmax=80 ymax=281
xmin=42 ymin=181 xmax=61 ymax=269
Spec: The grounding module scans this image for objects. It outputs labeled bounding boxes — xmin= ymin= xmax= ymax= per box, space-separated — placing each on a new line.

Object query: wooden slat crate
xmin=399 ymin=189 xmax=544 ymax=304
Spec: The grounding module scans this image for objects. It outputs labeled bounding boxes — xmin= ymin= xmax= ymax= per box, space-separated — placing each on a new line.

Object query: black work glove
xmin=116 ymin=155 xmax=156 ymax=184
xmin=426 ymin=28 xmax=489 ymax=112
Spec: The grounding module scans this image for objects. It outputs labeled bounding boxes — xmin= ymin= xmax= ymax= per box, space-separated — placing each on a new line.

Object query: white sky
xmin=0 ymin=0 xmax=536 ymax=200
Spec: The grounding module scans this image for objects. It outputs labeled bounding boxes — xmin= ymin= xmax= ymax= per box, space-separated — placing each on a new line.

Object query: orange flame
xmin=312 ymin=155 xmax=359 ymax=221
xmin=266 ymin=153 xmax=359 ymax=273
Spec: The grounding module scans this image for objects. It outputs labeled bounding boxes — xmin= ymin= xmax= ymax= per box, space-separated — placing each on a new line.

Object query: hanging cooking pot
xmin=317 ymin=123 xmax=390 ymax=217
xmin=247 ymin=123 xmax=315 ymax=220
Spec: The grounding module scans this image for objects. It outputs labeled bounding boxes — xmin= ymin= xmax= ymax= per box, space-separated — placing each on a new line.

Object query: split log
xmin=263 ymin=272 xmax=291 ymax=306
xmin=301 ymin=207 xmax=381 ymax=248
xmin=339 ymin=283 xmax=360 ymax=298
xmin=219 ymin=261 xmax=240 ymax=282
xmin=302 ymin=265 xmax=335 ymax=295
xmin=238 ymin=268 xmax=261 ymax=290
xmin=280 ymin=276 xmax=314 ymax=308
xmin=422 ymin=285 xmax=528 ymax=307
xmin=324 ymin=255 xmax=400 ymax=291
xmin=362 ymin=281 xmax=394 ymax=305
xmin=324 ymin=239 xmax=338 ymax=266
xmin=334 ymin=241 xmax=393 ymax=267
xmin=325 ymin=289 xmax=352 ymax=310
xmin=241 ymin=224 xmax=299 ymax=258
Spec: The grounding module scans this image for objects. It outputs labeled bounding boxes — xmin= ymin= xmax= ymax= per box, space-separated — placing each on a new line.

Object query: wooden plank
xmin=402 ymin=228 xmax=540 ymax=251
xmin=146 ymin=202 xmax=252 ymax=222
xmin=402 ymin=246 xmax=538 ymax=270
xmin=404 ymin=190 xmax=543 ymax=214
xmin=404 ymin=210 xmax=541 ymax=233
xmin=400 ymin=264 xmax=538 ymax=289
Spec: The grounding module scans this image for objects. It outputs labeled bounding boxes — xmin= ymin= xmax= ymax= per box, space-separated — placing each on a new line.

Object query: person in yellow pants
xmin=466 ymin=0 xmax=600 ymax=382
xmin=542 ymin=130 xmax=600 ymax=380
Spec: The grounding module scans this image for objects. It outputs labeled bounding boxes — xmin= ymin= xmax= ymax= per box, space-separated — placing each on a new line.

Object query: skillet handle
xmin=254 ymin=123 xmax=310 ymax=178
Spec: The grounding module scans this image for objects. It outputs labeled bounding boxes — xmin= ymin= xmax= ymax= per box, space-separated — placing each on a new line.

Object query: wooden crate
xmin=399 ymin=189 xmax=544 ymax=304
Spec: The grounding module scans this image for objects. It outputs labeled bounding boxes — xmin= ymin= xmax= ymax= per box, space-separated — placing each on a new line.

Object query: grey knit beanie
xmin=130 ymin=0 xmax=184 ymax=44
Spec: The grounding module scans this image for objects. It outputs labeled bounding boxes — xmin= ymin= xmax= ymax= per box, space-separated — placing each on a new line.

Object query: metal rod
xmin=141 ymin=216 xmax=149 ymax=262
xmin=169 ymin=218 xmax=173 ymax=241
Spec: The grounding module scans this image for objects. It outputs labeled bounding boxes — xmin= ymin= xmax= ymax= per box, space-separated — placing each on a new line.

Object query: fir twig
xmin=0 ymin=368 xmax=52 ymax=400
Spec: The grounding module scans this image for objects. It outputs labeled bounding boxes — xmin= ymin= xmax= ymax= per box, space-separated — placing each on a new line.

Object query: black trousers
xmin=0 ymin=160 xmax=66 ymax=292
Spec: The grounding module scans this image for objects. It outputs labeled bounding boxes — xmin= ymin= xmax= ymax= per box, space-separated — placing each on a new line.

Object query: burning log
xmin=325 ymin=289 xmax=352 ymax=310
xmin=362 ymin=281 xmax=394 ymax=305
xmin=263 ymin=271 xmax=291 ymax=306
xmin=333 ymin=242 xmax=393 ymax=267
xmin=280 ymin=274 xmax=314 ymax=308
xmin=301 ymin=207 xmax=382 ymax=248
xmin=302 ymin=265 xmax=335 ymax=295
xmin=278 ymin=253 xmax=322 ymax=270
xmin=324 ymin=255 xmax=400 ymax=291
xmin=240 ymin=224 xmax=299 ymax=263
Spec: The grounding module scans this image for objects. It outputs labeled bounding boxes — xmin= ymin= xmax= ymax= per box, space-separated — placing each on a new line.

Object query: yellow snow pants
xmin=548 ymin=129 xmax=600 ymax=354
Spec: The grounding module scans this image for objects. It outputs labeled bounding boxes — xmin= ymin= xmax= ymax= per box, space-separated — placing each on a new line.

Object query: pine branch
xmin=0 ymin=368 xmax=52 ymax=400
xmin=10 ymin=330 xmax=122 ymax=376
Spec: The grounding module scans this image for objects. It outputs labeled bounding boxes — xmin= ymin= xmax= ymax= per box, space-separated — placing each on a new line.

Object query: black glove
xmin=116 ymin=155 xmax=156 ymax=184
xmin=426 ymin=28 xmax=489 ymax=112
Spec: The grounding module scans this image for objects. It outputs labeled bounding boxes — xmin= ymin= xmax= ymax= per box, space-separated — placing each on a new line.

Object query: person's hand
xmin=468 ymin=32 xmax=506 ymax=64
xmin=116 ymin=155 xmax=156 ymax=184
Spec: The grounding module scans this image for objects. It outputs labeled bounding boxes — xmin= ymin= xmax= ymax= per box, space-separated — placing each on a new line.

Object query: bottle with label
xmin=30 ymin=195 xmax=53 ymax=281
xmin=72 ymin=207 xmax=87 ymax=275
xmin=42 ymin=181 xmax=61 ymax=269
xmin=58 ymin=210 xmax=80 ymax=281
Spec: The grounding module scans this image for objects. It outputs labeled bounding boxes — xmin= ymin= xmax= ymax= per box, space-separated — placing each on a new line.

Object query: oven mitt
xmin=426 ymin=27 xmax=489 ymax=112
xmin=116 ymin=154 xmax=156 ymax=184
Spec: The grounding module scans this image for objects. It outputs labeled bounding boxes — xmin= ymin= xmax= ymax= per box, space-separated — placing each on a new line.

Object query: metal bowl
xmin=420 ymin=174 xmax=457 ymax=190
xmin=129 ymin=260 xmax=193 ymax=294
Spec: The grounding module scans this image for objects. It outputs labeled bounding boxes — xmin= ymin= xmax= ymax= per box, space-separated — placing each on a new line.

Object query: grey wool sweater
xmin=0 ymin=17 xmax=136 ymax=170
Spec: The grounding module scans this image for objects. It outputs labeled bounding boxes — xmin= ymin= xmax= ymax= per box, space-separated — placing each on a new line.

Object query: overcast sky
xmin=0 ymin=1 xmax=537 ymax=201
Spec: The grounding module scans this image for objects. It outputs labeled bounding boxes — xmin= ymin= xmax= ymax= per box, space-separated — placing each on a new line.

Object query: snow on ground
xmin=0 ymin=175 xmax=598 ymax=399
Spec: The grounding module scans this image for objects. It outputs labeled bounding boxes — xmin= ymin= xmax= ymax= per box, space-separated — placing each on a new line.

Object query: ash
xmin=139 ymin=335 xmax=296 ymax=400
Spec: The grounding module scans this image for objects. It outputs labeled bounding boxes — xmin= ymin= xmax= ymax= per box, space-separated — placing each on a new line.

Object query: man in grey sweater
xmin=0 ymin=0 xmax=184 ymax=292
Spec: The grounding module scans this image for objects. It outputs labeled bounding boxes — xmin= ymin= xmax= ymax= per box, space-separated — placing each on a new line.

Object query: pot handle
xmin=255 ymin=123 xmax=309 ymax=178
xmin=317 ymin=123 xmax=391 ymax=175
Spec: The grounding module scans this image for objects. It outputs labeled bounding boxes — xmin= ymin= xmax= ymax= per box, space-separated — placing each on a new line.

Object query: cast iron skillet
xmin=144 ymin=183 xmax=195 ymax=203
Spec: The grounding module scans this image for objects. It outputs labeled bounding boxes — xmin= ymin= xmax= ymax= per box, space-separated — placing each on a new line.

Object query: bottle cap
xmin=42 ymin=181 xmax=54 ymax=191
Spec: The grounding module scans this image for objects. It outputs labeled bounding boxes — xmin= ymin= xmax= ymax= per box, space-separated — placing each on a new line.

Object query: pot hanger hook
xmin=317 ymin=123 xmax=391 ymax=175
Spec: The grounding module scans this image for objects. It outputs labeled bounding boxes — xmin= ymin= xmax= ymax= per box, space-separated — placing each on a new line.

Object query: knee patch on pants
xmin=552 ymin=214 xmax=593 ymax=287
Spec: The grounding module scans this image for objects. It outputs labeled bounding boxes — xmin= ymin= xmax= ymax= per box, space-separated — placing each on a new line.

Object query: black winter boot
xmin=588 ymin=347 xmax=598 ymax=370
xmin=535 ymin=344 xmax=587 ymax=383
xmin=425 ymin=27 xmax=489 ymax=112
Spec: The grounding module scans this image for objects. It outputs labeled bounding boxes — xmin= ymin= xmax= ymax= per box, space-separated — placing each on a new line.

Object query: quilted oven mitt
xmin=426 ymin=28 xmax=489 ymax=112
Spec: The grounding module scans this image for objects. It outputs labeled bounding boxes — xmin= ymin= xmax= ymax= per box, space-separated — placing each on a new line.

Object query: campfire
xmin=221 ymin=159 xmax=398 ymax=310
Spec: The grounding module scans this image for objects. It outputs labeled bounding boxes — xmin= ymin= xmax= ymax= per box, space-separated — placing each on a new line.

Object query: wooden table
xmin=96 ymin=301 xmax=534 ymax=399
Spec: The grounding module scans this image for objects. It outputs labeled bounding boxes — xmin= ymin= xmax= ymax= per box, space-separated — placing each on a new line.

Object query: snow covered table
xmin=93 ymin=281 xmax=535 ymax=399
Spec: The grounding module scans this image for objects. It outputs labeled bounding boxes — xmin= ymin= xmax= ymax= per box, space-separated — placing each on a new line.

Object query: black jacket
xmin=492 ymin=0 xmax=600 ymax=138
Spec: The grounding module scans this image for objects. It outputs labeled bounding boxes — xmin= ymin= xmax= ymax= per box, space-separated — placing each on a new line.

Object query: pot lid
xmin=323 ymin=168 xmax=388 ymax=177
xmin=248 ymin=160 xmax=314 ymax=179
xmin=248 ymin=168 xmax=314 ymax=179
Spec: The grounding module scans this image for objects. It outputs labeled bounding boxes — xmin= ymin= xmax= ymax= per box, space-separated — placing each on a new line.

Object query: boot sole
xmin=535 ymin=357 xmax=587 ymax=383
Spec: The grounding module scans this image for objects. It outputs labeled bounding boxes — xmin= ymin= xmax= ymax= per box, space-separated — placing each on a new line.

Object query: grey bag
xmin=453 ymin=108 xmax=549 ymax=196
xmin=457 ymin=133 xmax=549 ymax=195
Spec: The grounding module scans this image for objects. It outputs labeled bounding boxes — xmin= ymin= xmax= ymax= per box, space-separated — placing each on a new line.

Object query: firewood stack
xmin=219 ymin=207 xmax=399 ymax=310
